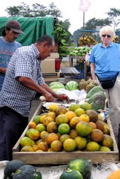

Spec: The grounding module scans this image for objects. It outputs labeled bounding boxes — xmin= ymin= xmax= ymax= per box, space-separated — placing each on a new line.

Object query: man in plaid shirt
xmin=0 ymin=35 xmax=69 ymax=160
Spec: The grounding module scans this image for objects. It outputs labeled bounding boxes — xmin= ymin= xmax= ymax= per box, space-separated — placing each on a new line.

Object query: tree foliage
xmin=5 ymin=2 xmax=62 ymax=18
xmin=84 ymin=18 xmax=112 ymax=30
xmin=106 ymin=8 xmax=120 ymax=28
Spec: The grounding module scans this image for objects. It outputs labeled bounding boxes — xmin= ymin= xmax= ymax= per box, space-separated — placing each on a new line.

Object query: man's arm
xmin=41 ymin=83 xmax=69 ymax=103
xmin=0 ymin=67 xmax=6 ymax=73
xmin=17 ymin=76 xmax=54 ymax=102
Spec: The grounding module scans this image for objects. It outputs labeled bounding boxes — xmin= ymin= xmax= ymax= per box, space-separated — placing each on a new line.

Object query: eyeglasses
xmin=102 ymin=34 xmax=111 ymax=38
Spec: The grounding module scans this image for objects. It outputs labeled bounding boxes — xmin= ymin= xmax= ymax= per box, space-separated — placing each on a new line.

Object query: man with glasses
xmin=0 ymin=20 xmax=23 ymax=90
xmin=89 ymin=25 xmax=120 ymax=140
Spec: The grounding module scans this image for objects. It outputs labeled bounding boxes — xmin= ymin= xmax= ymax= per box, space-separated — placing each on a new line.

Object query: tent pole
xmin=83 ymin=11 xmax=85 ymax=29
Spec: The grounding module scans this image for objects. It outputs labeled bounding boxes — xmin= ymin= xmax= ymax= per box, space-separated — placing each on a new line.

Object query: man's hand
xmin=57 ymin=94 xmax=70 ymax=103
xmin=44 ymin=92 xmax=54 ymax=102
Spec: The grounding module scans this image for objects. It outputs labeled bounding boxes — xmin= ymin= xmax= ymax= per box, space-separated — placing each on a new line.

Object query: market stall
xmin=5 ymin=81 xmax=119 ymax=179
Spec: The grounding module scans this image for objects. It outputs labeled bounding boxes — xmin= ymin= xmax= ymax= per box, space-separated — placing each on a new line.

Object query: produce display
xmin=65 ymin=81 xmax=79 ymax=91
xmin=69 ymin=47 xmax=91 ymax=57
xmin=49 ymin=82 xmax=65 ymax=92
xmin=78 ymin=35 xmax=98 ymax=47
xmin=49 ymin=79 xmax=98 ymax=92
xmin=85 ymin=86 xmax=106 ymax=111
xmin=19 ymin=99 xmax=113 ymax=153
xmin=4 ymin=160 xmax=42 ymax=179
xmin=113 ymin=36 xmax=119 ymax=43
xmin=59 ymin=158 xmax=91 ymax=179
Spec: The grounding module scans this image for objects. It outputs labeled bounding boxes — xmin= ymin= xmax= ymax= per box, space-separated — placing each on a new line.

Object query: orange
xmin=86 ymin=141 xmax=100 ymax=151
xmin=99 ymin=146 xmax=111 ymax=151
xmin=102 ymin=134 xmax=113 ymax=148
xmin=74 ymin=136 xmax=87 ymax=150
xmin=35 ymin=139 xmax=42 ymax=145
xmin=75 ymin=108 xmax=85 ymax=116
xmin=33 ymin=115 xmax=41 ymax=124
xmin=49 ymin=103 xmax=59 ymax=112
xmin=40 ymin=131 xmax=49 ymax=142
xmin=58 ymin=123 xmax=70 ymax=135
xmin=47 ymin=111 xmax=56 ymax=120
xmin=69 ymin=129 xmax=78 ymax=139
xmin=76 ymin=121 xmax=93 ymax=137
xmin=63 ymin=138 xmax=76 ymax=152
xmin=69 ymin=117 xmax=81 ymax=128
xmin=65 ymin=111 xmax=76 ymax=121
xmin=36 ymin=123 xmax=46 ymax=132
xmin=55 ymin=114 xmax=69 ymax=125
xmin=32 ymin=144 xmax=39 ymax=151
xmin=55 ymin=106 xmax=68 ymax=116
xmin=26 ymin=128 xmax=40 ymax=141
xmin=38 ymin=141 xmax=49 ymax=151
xmin=40 ymin=113 xmax=48 ymax=123
xmin=47 ymin=121 xmax=57 ymax=133
xmin=90 ymin=129 xmax=104 ymax=142
xmin=42 ymin=116 xmax=54 ymax=126
xmin=60 ymin=134 xmax=70 ymax=143
xmin=51 ymin=140 xmax=63 ymax=152
xmin=79 ymin=114 xmax=90 ymax=122
xmin=46 ymin=133 xmax=59 ymax=145
xmin=89 ymin=122 xmax=97 ymax=129
xmin=20 ymin=137 xmax=35 ymax=147
xmin=29 ymin=121 xmax=37 ymax=129
xmin=69 ymin=104 xmax=80 ymax=112
xmin=48 ymin=148 xmax=54 ymax=152
xmin=21 ymin=146 xmax=34 ymax=152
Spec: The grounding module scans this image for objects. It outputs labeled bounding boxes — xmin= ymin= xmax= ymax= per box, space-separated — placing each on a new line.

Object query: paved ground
xmin=29 ymin=95 xmax=41 ymax=121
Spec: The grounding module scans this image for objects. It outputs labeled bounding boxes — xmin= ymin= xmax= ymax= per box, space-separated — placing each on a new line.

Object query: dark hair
xmin=2 ymin=27 xmax=11 ymax=36
xmin=37 ymin=35 xmax=54 ymax=46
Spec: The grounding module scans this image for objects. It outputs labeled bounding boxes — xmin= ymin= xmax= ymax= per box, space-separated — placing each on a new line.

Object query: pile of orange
xmin=19 ymin=103 xmax=113 ymax=152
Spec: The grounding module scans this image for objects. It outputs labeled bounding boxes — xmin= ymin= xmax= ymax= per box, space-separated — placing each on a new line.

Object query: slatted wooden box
xmin=13 ymin=103 xmax=119 ymax=165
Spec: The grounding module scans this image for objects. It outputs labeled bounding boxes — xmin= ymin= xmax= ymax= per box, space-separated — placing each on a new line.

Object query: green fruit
xmin=69 ymin=104 xmax=80 ymax=112
xmin=86 ymin=85 xmax=104 ymax=99
xmin=76 ymin=121 xmax=92 ymax=137
xmin=13 ymin=165 xmax=42 ymax=179
xmin=80 ymin=102 xmax=92 ymax=111
xmin=33 ymin=115 xmax=41 ymax=124
xmin=99 ymin=146 xmax=111 ymax=151
xmin=20 ymin=137 xmax=35 ymax=147
xmin=67 ymin=158 xmax=91 ymax=179
xmin=60 ymin=168 xmax=83 ymax=179
xmin=4 ymin=160 xmax=25 ymax=179
xmin=65 ymin=81 xmax=79 ymax=91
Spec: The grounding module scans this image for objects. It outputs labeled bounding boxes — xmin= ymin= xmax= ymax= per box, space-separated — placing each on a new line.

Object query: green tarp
xmin=0 ymin=16 xmax=55 ymax=45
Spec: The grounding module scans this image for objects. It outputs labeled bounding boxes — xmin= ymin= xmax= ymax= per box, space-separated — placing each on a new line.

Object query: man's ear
xmin=42 ymin=42 xmax=48 ymax=48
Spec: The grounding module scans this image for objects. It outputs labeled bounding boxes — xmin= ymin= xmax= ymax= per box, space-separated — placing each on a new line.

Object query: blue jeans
xmin=0 ymin=107 xmax=28 ymax=161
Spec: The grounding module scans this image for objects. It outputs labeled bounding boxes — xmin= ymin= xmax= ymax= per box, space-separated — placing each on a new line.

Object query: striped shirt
xmin=0 ymin=44 xmax=45 ymax=117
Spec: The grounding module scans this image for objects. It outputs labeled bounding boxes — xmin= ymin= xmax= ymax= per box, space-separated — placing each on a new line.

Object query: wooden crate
xmin=13 ymin=103 xmax=119 ymax=165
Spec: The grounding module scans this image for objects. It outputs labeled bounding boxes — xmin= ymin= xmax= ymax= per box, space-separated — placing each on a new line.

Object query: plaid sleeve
xmin=14 ymin=50 xmax=35 ymax=79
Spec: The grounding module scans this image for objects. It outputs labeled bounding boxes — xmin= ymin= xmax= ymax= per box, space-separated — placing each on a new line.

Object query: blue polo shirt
xmin=0 ymin=44 xmax=45 ymax=117
xmin=89 ymin=42 xmax=120 ymax=79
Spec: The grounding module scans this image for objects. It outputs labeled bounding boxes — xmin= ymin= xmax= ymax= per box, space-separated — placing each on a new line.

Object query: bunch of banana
xmin=78 ymin=35 xmax=98 ymax=47
xmin=69 ymin=46 xmax=91 ymax=57
xmin=113 ymin=36 xmax=119 ymax=43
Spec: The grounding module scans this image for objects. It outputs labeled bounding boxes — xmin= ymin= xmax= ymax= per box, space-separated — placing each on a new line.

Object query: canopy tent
xmin=0 ymin=16 xmax=55 ymax=45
